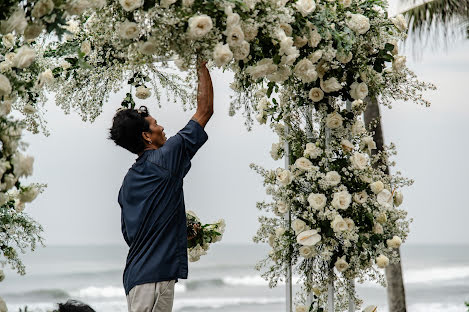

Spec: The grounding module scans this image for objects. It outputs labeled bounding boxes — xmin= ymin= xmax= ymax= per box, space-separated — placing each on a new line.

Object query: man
xmin=109 ymin=61 xmax=213 ymax=312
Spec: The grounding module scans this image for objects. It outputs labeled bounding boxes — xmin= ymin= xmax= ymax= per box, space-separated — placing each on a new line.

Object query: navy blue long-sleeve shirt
xmin=118 ymin=120 xmax=208 ymax=295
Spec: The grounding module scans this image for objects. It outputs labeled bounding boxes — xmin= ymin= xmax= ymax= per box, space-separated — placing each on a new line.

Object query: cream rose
xmin=335 ymin=256 xmax=349 ymax=272
xmin=393 ymin=56 xmax=406 ymax=72
xmin=353 ymin=190 xmax=368 ymax=204
xmin=351 ymin=120 xmax=366 ymax=135
xmin=295 ymin=305 xmax=308 ymax=312
xmin=24 ymin=23 xmax=45 ymax=41
xmin=370 ymin=181 xmax=384 ymax=194
xmin=331 ymin=191 xmax=352 ymax=210
xmin=309 ymin=87 xmax=324 ymax=102
xmin=24 ymin=104 xmax=37 ymax=114
xmin=242 ymin=23 xmax=258 ymax=41
xmin=38 ymin=69 xmax=54 ymax=87
xmin=339 ymin=0 xmax=352 ymax=8
xmin=295 ymin=0 xmax=316 ymax=17
xmin=292 ymin=219 xmax=307 ymax=234
xmin=81 ymin=40 xmax=91 ymax=55
xmin=2 ymin=34 xmax=15 ymax=49
xmin=0 ymin=74 xmax=12 ymax=96
xmin=320 ymin=77 xmax=342 ymax=93
xmin=344 ymin=218 xmax=355 ymax=230
xmin=325 ymin=112 xmax=344 ymax=129
xmin=188 ymin=15 xmax=213 ymax=38
xmin=297 ymin=229 xmax=321 ymax=246
xmin=294 ymin=58 xmax=318 ymax=83
xmin=226 ymin=26 xmax=245 ymax=47
xmin=350 ymin=81 xmax=368 ymax=100
xmin=350 ymin=152 xmax=368 ymax=170
xmin=1 ymin=9 xmax=28 ymax=34
xmin=346 ymin=13 xmax=370 ymax=34
xmin=372 ymin=222 xmax=384 ymax=234
xmin=325 ymin=171 xmax=341 ymax=186
xmin=32 ymin=0 xmax=55 ymax=18
xmin=277 ymin=168 xmax=293 ymax=186
xmin=340 ymin=139 xmax=354 ymax=153
xmin=119 ymin=0 xmax=143 ymax=11
xmin=299 ymin=246 xmax=314 ymax=258
xmin=161 ymin=0 xmax=177 ymax=7
xmin=331 ymin=215 xmax=348 ymax=232
xmin=377 ymin=189 xmax=393 ymax=208
xmin=376 ymin=211 xmax=387 ymax=224
xmin=376 ymin=254 xmax=389 ymax=268
xmin=232 ymin=41 xmax=250 ymax=60
xmin=277 ymin=201 xmax=288 ymax=214
xmin=19 ymin=187 xmax=39 ymax=203
xmin=275 ymin=227 xmax=286 ymax=237
xmin=119 ymin=21 xmax=140 ymax=40
xmin=295 ymin=157 xmax=313 ymax=171
xmin=394 ymin=191 xmax=403 ymax=207
xmin=387 ymin=236 xmax=402 ymax=249
xmin=360 ymin=136 xmax=376 ymax=154
xmin=304 ymin=142 xmax=322 ymax=159
xmin=13 ymin=46 xmax=36 ymax=69
xmin=135 ymin=86 xmax=151 ymax=99
xmin=246 ymin=58 xmax=277 ymax=80
xmin=391 ymin=14 xmax=407 ymax=32
xmin=213 ymin=43 xmax=233 ymax=67
xmin=308 ymin=193 xmax=327 ymax=210
xmin=139 ymin=40 xmax=158 ymax=55
xmin=309 ymin=50 xmax=322 ymax=63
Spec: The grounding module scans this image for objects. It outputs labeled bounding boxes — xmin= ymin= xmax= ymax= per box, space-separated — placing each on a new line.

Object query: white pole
xmin=284 ymin=125 xmax=293 ymax=312
xmin=327 ymin=270 xmax=334 ymax=312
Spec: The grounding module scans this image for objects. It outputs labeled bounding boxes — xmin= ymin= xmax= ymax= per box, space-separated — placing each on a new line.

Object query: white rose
xmin=350 ymin=81 xmax=368 ymax=100
xmin=12 ymin=153 xmax=34 ymax=177
xmin=226 ymin=25 xmax=245 ymax=47
xmin=370 ymin=181 xmax=384 ymax=194
xmin=213 ymin=43 xmax=233 ymax=67
xmin=268 ymin=234 xmax=276 ymax=247
xmin=292 ymin=219 xmax=307 ymax=234
xmin=13 ymin=46 xmax=36 ymax=69
xmin=119 ymin=21 xmax=140 ymax=40
xmin=297 ymin=229 xmax=321 ymax=246
xmin=393 ymin=56 xmax=406 ymax=72
xmin=232 ymin=41 xmax=250 ymax=60
xmin=363 ymin=306 xmax=378 ymax=312
xmin=161 ymin=0 xmax=177 ymax=7
xmin=325 ymin=112 xmax=343 ymax=129
xmin=2 ymin=34 xmax=15 ymax=49
xmin=308 ymin=28 xmax=321 ymax=48
xmin=37 ymin=69 xmax=54 ymax=87
xmin=391 ymin=14 xmax=407 ymax=32
xmin=277 ymin=201 xmax=288 ymax=214
xmin=32 ymin=0 xmax=55 ymax=18
xmin=376 ymin=212 xmax=387 ymax=224
xmin=1 ymin=9 xmax=28 ymax=34
xmin=372 ymin=222 xmax=384 ymax=234
xmin=309 ymin=50 xmax=323 ymax=63
xmin=331 ymin=215 xmax=348 ymax=232
xmin=183 ymin=0 xmax=195 ymax=6
xmin=24 ymin=23 xmax=45 ymax=41
xmin=331 ymin=191 xmax=352 ymax=210
xmin=377 ymin=189 xmax=393 ymax=208
xmin=304 ymin=143 xmax=321 ymax=159
xmin=351 ymin=120 xmax=366 ymax=135
xmin=344 ymin=218 xmax=355 ymax=231
xmin=340 ymin=139 xmax=354 ymax=153
xmin=188 ymin=15 xmax=213 ymax=38
xmin=139 ymin=40 xmax=158 ymax=55
xmin=242 ymin=23 xmax=258 ymax=41
xmin=246 ymin=58 xmax=277 ymax=80
xmin=339 ymin=0 xmax=352 ymax=8
xmin=275 ymin=227 xmax=286 ymax=237
xmin=256 ymin=113 xmax=266 ymax=124
xmin=66 ymin=0 xmax=91 ymax=15
xmin=350 ymin=152 xmax=368 ymax=170
xmin=267 ymin=66 xmax=291 ymax=83
xmin=335 ymin=256 xmax=349 ymax=272
xmin=270 ymin=142 xmax=281 ymax=160
xmin=308 ymin=193 xmax=327 ymax=210
xmin=336 ymin=51 xmax=353 ymax=64
xmin=325 ymin=171 xmax=341 ymax=186
xmin=80 ymin=40 xmax=91 ymax=55
xmin=0 ymin=74 xmax=12 ymax=96
xmin=294 ymin=35 xmax=308 ymax=48
xmin=294 ymin=58 xmax=318 ymax=83
xmin=19 ymin=187 xmax=39 ymax=203
xmin=376 ymin=254 xmax=389 ymax=268
xmin=298 ymin=246 xmax=314 ymax=259
xmin=295 ymin=305 xmax=308 ymax=312
xmin=135 ymin=86 xmax=151 ymax=99
xmin=353 ymin=190 xmax=368 ymax=204
xmin=119 ymin=0 xmax=143 ymax=11
xmin=295 ymin=157 xmax=313 ymax=171
xmin=307 ymin=87 xmax=324 ymax=103
xmin=276 ymin=168 xmax=293 ymax=186
xmin=347 ymin=14 xmax=370 ymax=34
xmin=360 ymin=136 xmax=376 ymax=154
xmin=295 ymin=0 xmax=316 ymax=17
xmin=90 ymin=0 xmax=107 ymax=9
xmin=394 ymin=191 xmax=403 ymax=207
xmin=320 ymin=77 xmax=342 ymax=93
xmin=387 ymin=236 xmax=402 ymax=249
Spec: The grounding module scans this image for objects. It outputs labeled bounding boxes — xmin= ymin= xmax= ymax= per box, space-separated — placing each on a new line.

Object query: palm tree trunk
xmin=363 ymin=97 xmax=407 ymax=312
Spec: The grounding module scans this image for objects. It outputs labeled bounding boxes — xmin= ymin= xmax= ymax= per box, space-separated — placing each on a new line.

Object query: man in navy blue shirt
xmin=109 ymin=62 xmax=213 ymax=312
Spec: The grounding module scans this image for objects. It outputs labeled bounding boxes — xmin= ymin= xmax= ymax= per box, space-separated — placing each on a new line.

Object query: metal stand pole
xmin=348 ymin=279 xmax=356 ymax=312
xmin=327 ymin=270 xmax=334 ymax=312
xmin=284 ymin=125 xmax=293 ymax=312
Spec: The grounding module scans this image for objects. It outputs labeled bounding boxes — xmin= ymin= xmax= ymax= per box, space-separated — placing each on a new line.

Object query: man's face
xmin=144 ymin=115 xmax=166 ymax=148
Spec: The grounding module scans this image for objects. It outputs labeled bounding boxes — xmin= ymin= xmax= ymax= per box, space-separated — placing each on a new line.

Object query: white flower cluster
xmin=187 ymin=211 xmax=225 ymax=262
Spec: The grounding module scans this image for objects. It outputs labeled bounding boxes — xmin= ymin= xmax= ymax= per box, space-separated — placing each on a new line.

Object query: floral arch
xmin=0 ymin=0 xmax=434 ymax=310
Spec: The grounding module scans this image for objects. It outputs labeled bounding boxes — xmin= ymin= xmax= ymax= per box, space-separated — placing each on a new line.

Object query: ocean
xmin=1 ymin=244 xmax=468 ymax=312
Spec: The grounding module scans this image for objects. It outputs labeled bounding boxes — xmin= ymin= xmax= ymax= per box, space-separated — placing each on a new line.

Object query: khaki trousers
xmin=126 ymin=280 xmax=175 ymax=312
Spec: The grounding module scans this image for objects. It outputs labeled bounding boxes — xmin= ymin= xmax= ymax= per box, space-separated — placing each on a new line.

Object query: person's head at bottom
xmin=56 ymin=300 xmax=96 ymax=312
xmin=109 ymin=105 xmax=167 ymax=155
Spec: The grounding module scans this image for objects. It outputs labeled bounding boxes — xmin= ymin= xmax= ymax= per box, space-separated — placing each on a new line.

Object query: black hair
xmin=57 ymin=300 xmax=96 ymax=312
xmin=109 ymin=106 xmax=151 ymax=154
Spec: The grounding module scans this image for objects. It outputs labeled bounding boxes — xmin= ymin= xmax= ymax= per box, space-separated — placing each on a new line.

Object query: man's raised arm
xmin=192 ymin=61 xmax=213 ymax=128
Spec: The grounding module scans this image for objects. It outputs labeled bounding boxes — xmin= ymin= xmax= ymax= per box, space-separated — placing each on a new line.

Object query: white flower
xmin=351 ymin=120 xmax=366 ymax=135
xmin=294 ymin=35 xmax=308 ymax=48
xmin=335 ymin=256 xmax=349 ymax=272
xmin=2 ymin=34 xmax=15 ymax=49
xmin=325 ymin=112 xmax=343 ymax=129
xmin=13 ymin=46 xmax=36 ymax=69
xmin=336 ymin=51 xmax=353 ymax=64
xmin=299 ymin=246 xmax=314 ymax=259
xmin=226 ymin=26 xmax=245 ymax=47
xmin=242 ymin=23 xmax=258 ymax=41
xmin=119 ymin=0 xmax=143 ymax=11
xmin=340 ymin=139 xmax=354 ymax=153
xmin=325 ymin=171 xmax=341 ymax=186
xmin=377 ymin=189 xmax=393 ymax=208
xmin=90 ymin=0 xmax=107 ymax=9
xmin=377 ymin=211 xmax=387 ymax=224
xmin=331 ymin=191 xmax=352 ymax=210
xmin=161 ymin=0 xmax=177 ymax=7
xmin=376 ymin=254 xmax=389 ymax=268
xmin=309 ymin=50 xmax=322 ymax=63
xmin=350 ymin=152 xmax=368 ymax=170
xmin=182 ymin=0 xmax=194 ymax=5
xmin=331 ymin=215 xmax=348 ymax=232
xmin=297 ymin=229 xmax=321 ymax=246
xmin=135 ymin=86 xmax=151 ymax=99
xmin=292 ymin=219 xmax=307 ymax=234
xmin=0 ymin=296 xmax=7 ymax=312
xmin=24 ymin=23 xmax=44 ymax=41
xmin=66 ymin=0 xmax=91 ymax=15
xmin=270 ymin=142 xmax=281 ymax=160
xmin=320 ymin=77 xmax=342 ymax=93
xmin=308 ymin=28 xmax=321 ymax=48
xmin=370 ymin=181 xmax=384 ymax=194
xmin=394 ymin=191 xmax=403 ymax=207
xmin=387 ymin=236 xmax=402 ymax=249
xmin=246 ymin=58 xmax=277 ymax=80
xmin=275 ymin=227 xmax=286 ymax=237
xmin=32 ymin=0 xmax=55 ymax=18
xmin=119 ymin=21 xmax=140 ymax=40
xmin=20 ymin=186 xmax=39 ymax=203
xmin=61 ymin=61 xmax=71 ymax=70
xmin=373 ymin=222 xmax=384 ymax=234
xmin=350 ymin=81 xmax=368 ymax=100
xmin=339 ymin=0 xmax=352 ymax=8
xmin=0 ymin=74 xmax=12 ymax=96
xmin=353 ymin=190 xmax=368 ymax=204
xmin=1 ymin=9 xmax=28 ymax=34
xmin=188 ymin=15 xmax=213 ymax=38
xmin=12 ymin=153 xmax=34 ymax=177
xmin=391 ymin=14 xmax=407 ymax=32
xmin=306 ymin=87 xmax=324 ymax=103
xmin=347 ymin=14 xmax=370 ymax=34
xmin=360 ymin=136 xmax=376 ymax=154
xmin=24 ymin=104 xmax=37 ymax=114
xmin=268 ymin=234 xmax=276 ymax=247
xmin=139 ymin=40 xmax=158 ymax=55
xmin=256 ymin=113 xmax=266 ymax=124
xmin=295 ymin=157 xmax=313 ymax=171
xmin=308 ymin=193 xmax=327 ymax=210
xmin=295 ymin=305 xmax=308 ymax=312
xmin=277 ymin=201 xmax=288 ymax=214
xmin=276 ymin=168 xmax=293 ymax=186
xmin=294 ymin=59 xmax=318 ymax=83
xmin=267 ymin=66 xmax=291 ymax=83
xmin=393 ymin=56 xmax=406 ymax=72
xmin=213 ymin=43 xmax=233 ymax=67
xmin=344 ymin=218 xmax=355 ymax=230
xmin=295 ymin=0 xmax=316 ymax=17
xmin=80 ymin=40 xmax=91 ymax=55
xmin=232 ymin=41 xmax=250 ymax=60
xmin=304 ymin=143 xmax=321 ymax=159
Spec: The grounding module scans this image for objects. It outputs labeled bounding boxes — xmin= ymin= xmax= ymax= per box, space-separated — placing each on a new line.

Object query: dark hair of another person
xmin=57 ymin=300 xmax=96 ymax=312
xmin=109 ymin=106 xmax=150 ymax=154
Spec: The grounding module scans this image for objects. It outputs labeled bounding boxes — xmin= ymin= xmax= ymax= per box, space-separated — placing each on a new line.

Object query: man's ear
xmin=141 ymin=131 xmax=150 ymax=143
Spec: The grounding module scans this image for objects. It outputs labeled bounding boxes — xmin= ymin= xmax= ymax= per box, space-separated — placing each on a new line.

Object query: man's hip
xmin=127 ymin=280 xmax=175 ymax=312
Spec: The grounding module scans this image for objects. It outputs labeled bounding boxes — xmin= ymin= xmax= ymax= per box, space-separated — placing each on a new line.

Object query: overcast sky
xmin=21 ymin=1 xmax=469 ymax=247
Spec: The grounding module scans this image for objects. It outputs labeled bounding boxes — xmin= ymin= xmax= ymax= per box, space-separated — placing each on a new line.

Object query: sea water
xmin=1 ymin=244 xmax=468 ymax=312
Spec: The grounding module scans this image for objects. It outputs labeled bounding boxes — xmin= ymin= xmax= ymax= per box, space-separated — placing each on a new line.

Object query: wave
xmin=73 ymin=283 xmax=187 ymax=298
xmin=405 ymin=266 xmax=469 ymax=284
xmin=4 ymin=289 xmax=70 ymax=300
xmin=173 ymin=297 xmax=285 ymax=311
